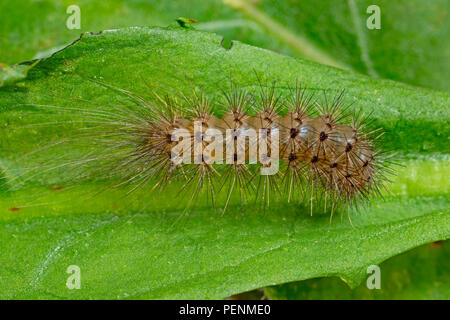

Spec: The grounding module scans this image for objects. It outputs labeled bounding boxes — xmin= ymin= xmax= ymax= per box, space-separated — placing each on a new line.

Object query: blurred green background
xmin=1 ymin=0 xmax=449 ymax=90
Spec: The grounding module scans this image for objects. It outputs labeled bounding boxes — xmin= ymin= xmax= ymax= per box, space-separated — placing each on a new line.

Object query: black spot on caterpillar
xmin=9 ymin=79 xmax=395 ymax=219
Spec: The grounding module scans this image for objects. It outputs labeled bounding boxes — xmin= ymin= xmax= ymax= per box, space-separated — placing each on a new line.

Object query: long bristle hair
xmin=8 ymin=78 xmax=395 ymax=219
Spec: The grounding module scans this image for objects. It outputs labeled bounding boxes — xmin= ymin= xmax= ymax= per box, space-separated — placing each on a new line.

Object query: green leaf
xmin=0 ymin=27 xmax=449 ymax=299
xmin=264 ymin=241 xmax=450 ymax=299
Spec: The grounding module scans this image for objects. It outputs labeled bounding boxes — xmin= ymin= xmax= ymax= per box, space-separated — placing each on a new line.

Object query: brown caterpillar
xmin=13 ymin=80 xmax=392 ymax=218
xmin=96 ymin=81 xmax=391 ymax=216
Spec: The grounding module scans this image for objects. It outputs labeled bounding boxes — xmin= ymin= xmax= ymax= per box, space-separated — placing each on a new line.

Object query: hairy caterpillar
xmin=10 ymin=80 xmax=393 ymax=218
